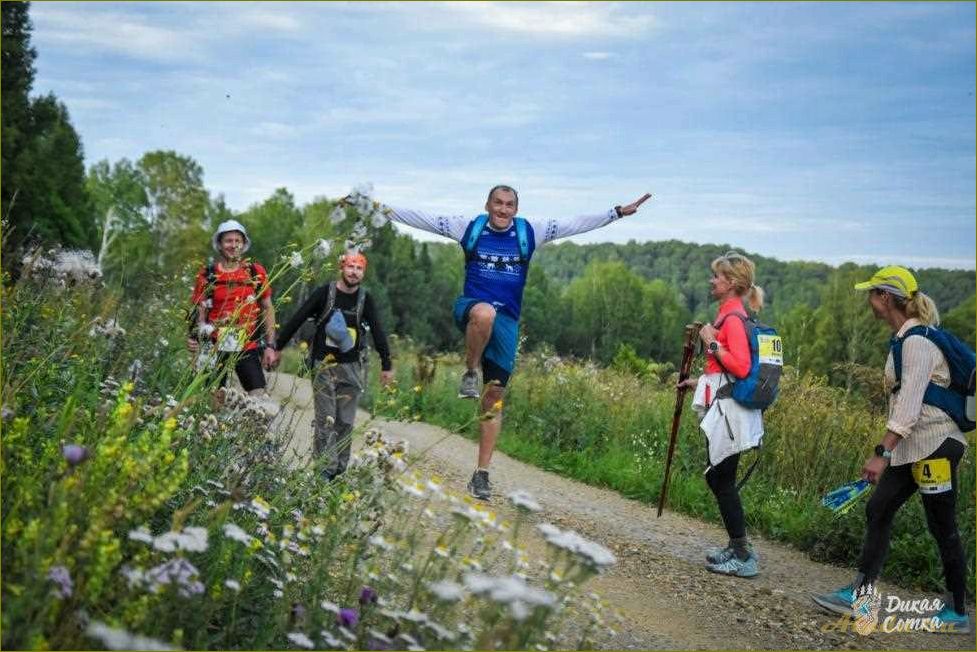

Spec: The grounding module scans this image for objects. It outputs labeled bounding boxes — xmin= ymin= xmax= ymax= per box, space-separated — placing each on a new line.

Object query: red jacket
xmin=704 ymin=297 xmax=752 ymax=379
xmin=190 ymin=261 xmax=271 ymax=352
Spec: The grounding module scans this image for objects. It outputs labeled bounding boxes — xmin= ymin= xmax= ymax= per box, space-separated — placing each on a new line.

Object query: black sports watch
xmin=874 ymin=444 xmax=892 ymax=460
xmin=708 ymin=341 xmax=720 ymax=354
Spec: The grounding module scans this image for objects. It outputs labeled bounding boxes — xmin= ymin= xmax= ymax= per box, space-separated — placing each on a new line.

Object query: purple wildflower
xmin=47 ymin=565 xmax=73 ymax=598
xmin=359 ymin=585 xmax=378 ymax=605
xmin=62 ymin=443 xmax=89 ymax=466
xmin=146 ymin=558 xmax=205 ymax=598
xmin=337 ymin=607 xmax=359 ymax=629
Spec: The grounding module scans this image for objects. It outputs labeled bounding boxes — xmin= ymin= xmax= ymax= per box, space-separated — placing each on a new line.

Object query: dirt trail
xmin=267 ymin=372 xmax=973 ymax=650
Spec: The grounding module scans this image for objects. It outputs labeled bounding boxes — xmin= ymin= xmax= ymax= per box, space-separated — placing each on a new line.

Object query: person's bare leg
xmin=465 ymin=303 xmax=496 ymax=371
xmin=477 ymin=384 xmax=505 ymax=468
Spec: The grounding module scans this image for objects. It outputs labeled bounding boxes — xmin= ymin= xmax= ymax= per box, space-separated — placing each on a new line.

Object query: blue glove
xmin=324 ymin=310 xmax=355 ymax=353
xmin=821 ymin=479 xmax=871 ymax=516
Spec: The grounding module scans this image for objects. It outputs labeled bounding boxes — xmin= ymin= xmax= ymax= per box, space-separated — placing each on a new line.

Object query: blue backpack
xmin=461 ymin=214 xmax=531 ymax=262
xmin=891 ymin=325 xmax=976 ymax=433
xmin=715 ymin=312 xmax=783 ymax=411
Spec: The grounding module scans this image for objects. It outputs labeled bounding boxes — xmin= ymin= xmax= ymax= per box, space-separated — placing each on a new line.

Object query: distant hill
xmin=425 ymin=238 xmax=975 ymax=322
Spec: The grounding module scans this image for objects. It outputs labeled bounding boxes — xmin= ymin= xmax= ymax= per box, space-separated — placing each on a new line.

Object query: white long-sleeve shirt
xmin=382 ymin=206 xmax=624 ymax=319
xmin=383 ymin=206 xmax=622 ymax=246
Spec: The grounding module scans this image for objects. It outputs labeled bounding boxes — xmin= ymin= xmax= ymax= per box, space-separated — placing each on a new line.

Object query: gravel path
xmin=267 ymin=372 xmax=974 ymax=650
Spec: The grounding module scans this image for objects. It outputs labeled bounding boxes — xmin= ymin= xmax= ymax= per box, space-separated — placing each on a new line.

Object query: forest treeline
xmin=3 ymin=1 xmax=974 ymax=401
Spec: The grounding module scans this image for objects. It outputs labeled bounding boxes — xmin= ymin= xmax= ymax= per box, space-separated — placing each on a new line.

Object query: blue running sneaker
xmin=931 ymin=606 xmax=971 ymax=634
xmin=706 ymin=550 xmax=758 ymax=578
xmin=812 ymin=585 xmax=855 ymax=617
xmin=707 ymin=543 xmax=760 ymax=565
xmin=706 ymin=544 xmax=735 ymax=565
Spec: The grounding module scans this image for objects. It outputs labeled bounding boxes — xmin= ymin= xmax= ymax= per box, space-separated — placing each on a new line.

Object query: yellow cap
xmin=853 ymin=265 xmax=918 ymax=298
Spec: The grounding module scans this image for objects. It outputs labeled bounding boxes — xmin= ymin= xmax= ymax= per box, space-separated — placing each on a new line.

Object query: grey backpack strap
xmin=312 ymin=282 xmax=338 ymax=330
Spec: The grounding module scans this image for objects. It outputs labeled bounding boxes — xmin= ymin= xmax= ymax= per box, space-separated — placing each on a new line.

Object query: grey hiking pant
xmin=312 ymin=361 xmax=363 ymax=478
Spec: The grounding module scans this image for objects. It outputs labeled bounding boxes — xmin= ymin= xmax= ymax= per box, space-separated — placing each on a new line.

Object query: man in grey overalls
xmin=272 ymin=251 xmax=394 ymax=480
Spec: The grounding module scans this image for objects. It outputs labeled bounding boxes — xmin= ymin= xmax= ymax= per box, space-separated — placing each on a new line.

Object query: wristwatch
xmin=874 ymin=444 xmax=892 ymax=460
xmin=708 ymin=341 xmax=720 ymax=354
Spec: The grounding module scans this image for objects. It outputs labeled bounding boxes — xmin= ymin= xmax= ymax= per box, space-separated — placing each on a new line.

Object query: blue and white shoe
xmin=706 ymin=543 xmax=760 ymax=565
xmin=931 ymin=606 xmax=971 ymax=634
xmin=706 ymin=544 xmax=735 ymax=565
xmin=706 ymin=550 xmax=758 ymax=578
xmin=812 ymin=585 xmax=855 ymax=617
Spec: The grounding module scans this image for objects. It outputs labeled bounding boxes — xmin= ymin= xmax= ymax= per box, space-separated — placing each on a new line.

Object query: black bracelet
xmin=614 ymin=205 xmax=623 ymax=218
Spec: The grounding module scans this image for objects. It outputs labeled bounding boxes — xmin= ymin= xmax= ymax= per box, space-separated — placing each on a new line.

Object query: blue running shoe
xmin=706 ymin=550 xmax=758 ymax=578
xmin=812 ymin=585 xmax=855 ymax=617
xmin=931 ymin=606 xmax=971 ymax=634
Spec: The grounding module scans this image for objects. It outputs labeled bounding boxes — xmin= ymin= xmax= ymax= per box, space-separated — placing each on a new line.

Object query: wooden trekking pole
xmin=657 ymin=321 xmax=703 ymax=518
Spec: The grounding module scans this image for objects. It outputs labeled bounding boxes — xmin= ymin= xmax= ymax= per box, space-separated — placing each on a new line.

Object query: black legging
xmin=706 ymin=453 xmax=746 ymax=541
xmin=859 ymin=438 xmax=967 ymax=614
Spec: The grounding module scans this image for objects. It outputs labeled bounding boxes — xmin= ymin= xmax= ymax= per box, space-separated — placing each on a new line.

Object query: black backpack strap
xmin=736 ymin=445 xmax=762 ymax=492
xmin=355 ymin=287 xmax=366 ymax=326
xmin=312 ymin=282 xmax=338 ymax=330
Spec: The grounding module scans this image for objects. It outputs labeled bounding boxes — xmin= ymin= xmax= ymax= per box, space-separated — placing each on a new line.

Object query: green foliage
xmin=561 ymin=261 xmax=690 ymax=364
xmin=943 ymin=293 xmax=976 ymax=347
xmin=2 ymin=3 xmax=95 ymax=262
xmin=376 ymin=348 xmax=976 ymax=594
xmin=2 ymin=261 xmax=615 ymax=651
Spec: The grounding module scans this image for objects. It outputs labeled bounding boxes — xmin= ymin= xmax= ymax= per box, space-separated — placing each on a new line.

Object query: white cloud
xmin=429 ymin=1 xmax=655 ymax=38
xmin=32 ymin=5 xmax=204 ymax=63
xmin=582 ymin=51 xmax=615 ymax=60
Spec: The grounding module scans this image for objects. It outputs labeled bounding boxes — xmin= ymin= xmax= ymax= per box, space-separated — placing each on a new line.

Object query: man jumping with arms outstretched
xmin=383 ymin=186 xmax=652 ymax=499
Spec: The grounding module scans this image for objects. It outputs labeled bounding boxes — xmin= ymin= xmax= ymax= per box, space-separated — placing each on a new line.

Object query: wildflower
xmin=337 ymin=607 xmax=359 ymax=629
xmin=47 ymin=565 xmax=73 ymax=598
xmin=320 ymin=599 xmax=340 ymax=613
xmin=153 ymin=526 xmax=208 ymax=553
xmin=359 ymin=585 xmax=378 ymax=605
xmin=224 ymin=579 xmax=242 ymax=592
xmin=0 ymin=405 xmax=13 ymax=421
xmin=330 ymin=205 xmax=346 ymax=224
xmin=85 ymin=621 xmax=176 ymax=651
xmin=146 ymin=558 xmax=205 ymax=597
xmin=288 ymin=251 xmax=304 ymax=269
xmin=428 ymin=580 xmax=464 ymax=602
xmin=286 ymin=632 xmax=314 ymax=649
xmin=89 ymin=317 xmax=126 ymax=338
xmin=249 ymin=496 xmax=272 ymax=519
xmin=315 ymin=238 xmax=332 ymax=258
xmin=368 ymin=630 xmax=394 ymax=650
xmin=320 ymin=631 xmax=342 ymax=648
xmin=367 ymin=535 xmax=392 ymax=551
xmin=463 ymin=573 xmax=556 ymax=621
xmin=507 ymin=490 xmax=542 ymax=512
xmin=536 ymin=523 xmax=616 ymax=569
xmin=61 ymin=443 xmax=90 ymax=466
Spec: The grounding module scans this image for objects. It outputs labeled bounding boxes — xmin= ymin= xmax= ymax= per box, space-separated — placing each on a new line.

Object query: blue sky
xmin=30 ymin=1 xmax=976 ymax=269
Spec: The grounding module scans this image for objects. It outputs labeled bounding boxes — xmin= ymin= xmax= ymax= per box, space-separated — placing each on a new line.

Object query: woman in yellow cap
xmin=812 ymin=265 xmax=970 ymax=634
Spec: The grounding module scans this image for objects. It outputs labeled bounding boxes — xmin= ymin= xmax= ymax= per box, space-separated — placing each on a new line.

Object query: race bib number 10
xmin=912 ymin=458 xmax=952 ymax=494
xmin=757 ymin=334 xmax=783 ymax=366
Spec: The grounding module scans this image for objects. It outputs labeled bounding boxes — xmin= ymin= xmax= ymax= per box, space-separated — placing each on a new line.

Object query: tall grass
xmin=1 ymin=253 xmax=622 ymax=651
xmin=367 ymin=343 xmax=976 ymax=595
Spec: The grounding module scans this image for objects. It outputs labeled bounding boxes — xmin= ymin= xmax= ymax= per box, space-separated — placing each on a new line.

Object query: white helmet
xmin=212 ymin=219 xmax=251 ymax=254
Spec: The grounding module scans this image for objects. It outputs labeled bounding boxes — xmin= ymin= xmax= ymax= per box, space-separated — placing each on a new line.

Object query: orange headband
xmin=340 ymin=253 xmax=367 ymax=269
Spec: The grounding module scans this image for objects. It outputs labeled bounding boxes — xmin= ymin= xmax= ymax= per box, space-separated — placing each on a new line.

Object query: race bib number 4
xmin=912 ymin=458 xmax=952 ymax=494
xmin=757 ymin=334 xmax=783 ymax=366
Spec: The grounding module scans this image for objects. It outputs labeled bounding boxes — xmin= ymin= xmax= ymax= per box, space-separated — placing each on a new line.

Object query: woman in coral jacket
xmin=678 ymin=251 xmax=765 ymax=578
